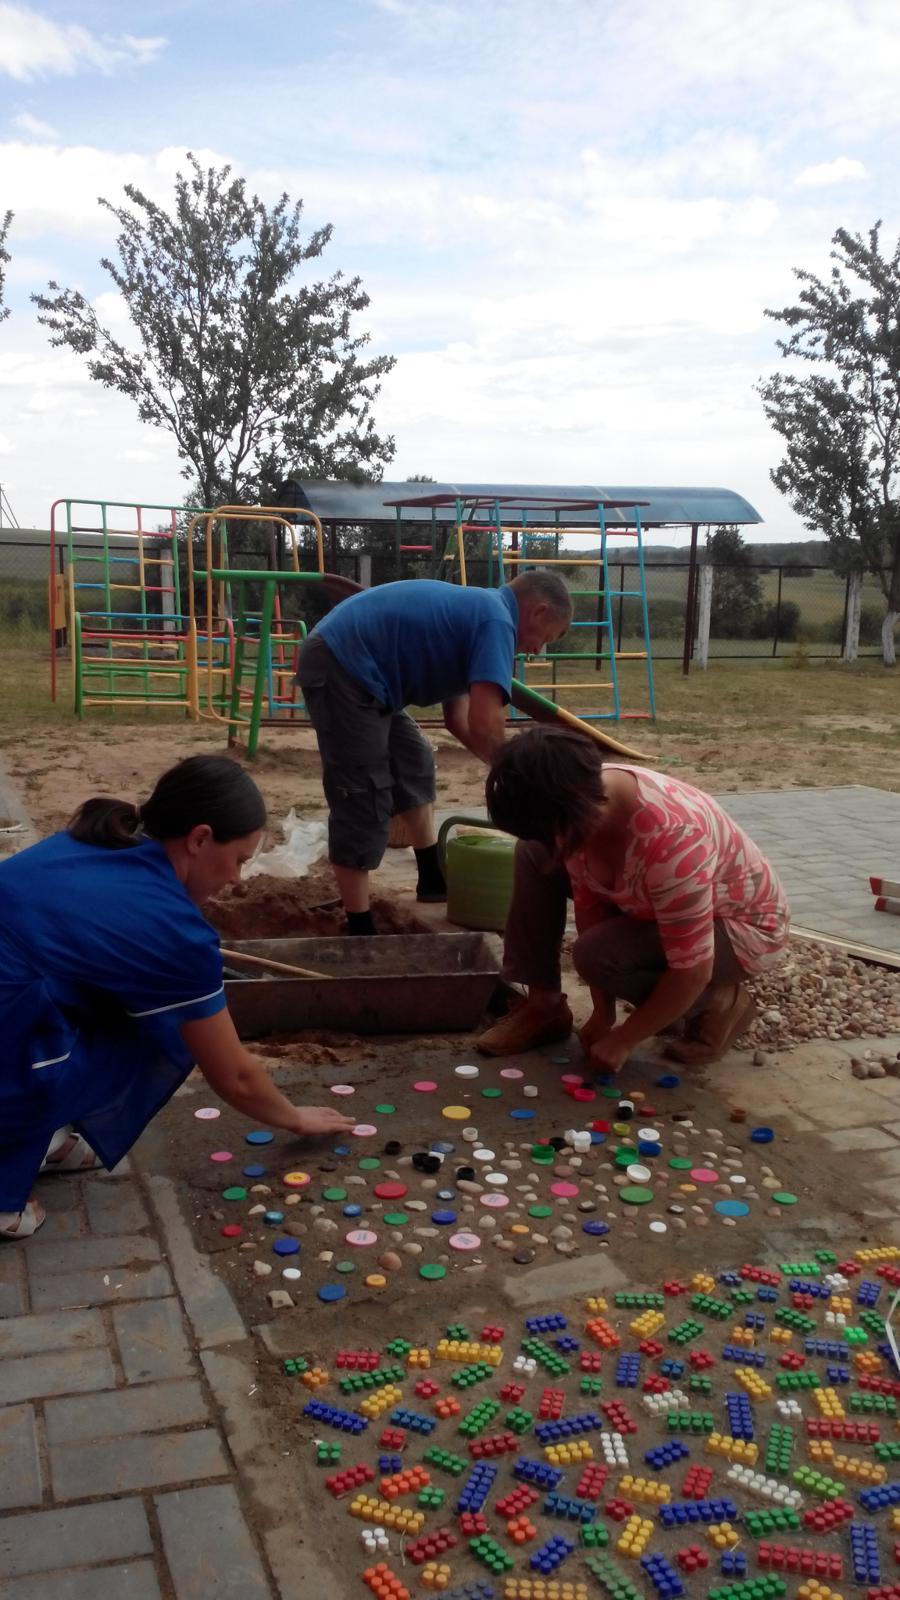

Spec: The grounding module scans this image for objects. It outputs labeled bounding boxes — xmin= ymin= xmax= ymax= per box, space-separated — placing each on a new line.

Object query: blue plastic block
xmin=378 ymin=1454 xmax=403 ymax=1473
xmin=543 ymin=1492 xmax=597 ymax=1524
xmin=644 ymin=1440 xmax=690 ymax=1471
xmin=533 ymin=1412 xmax=603 ymax=1445
xmin=388 ymin=1407 xmax=436 ymax=1435
xmin=529 ymin=1533 xmax=575 ymax=1574
xmin=525 ymin=1313 xmax=568 ymax=1334
xmin=514 ymin=1458 xmax=563 ymax=1490
xmin=616 ymin=1353 xmax=642 ymax=1389
xmin=856 ymin=1280 xmax=881 ymax=1307
xmin=641 ymin=1552 xmax=686 ymax=1598
xmin=555 ymin=1336 xmax=580 ymax=1354
xmin=825 ymin=1365 xmax=851 ymax=1383
xmin=757 ymin=1287 xmax=778 ymax=1303
xmin=858 ymin=1480 xmax=900 ymax=1512
xmin=302 ymin=1400 xmax=367 ymax=1435
xmin=849 ymin=1520 xmax=881 ymax=1584
xmin=660 ymin=1359 xmax=685 ymax=1379
xmin=456 ymin=1461 xmax=498 ymax=1514
xmin=722 ymin=1346 xmax=766 ymax=1367
xmin=659 ymin=1498 xmax=738 ymax=1528
xmin=725 ymin=1394 xmax=755 ymax=1441
xmin=720 ymin=1550 xmax=748 ymax=1577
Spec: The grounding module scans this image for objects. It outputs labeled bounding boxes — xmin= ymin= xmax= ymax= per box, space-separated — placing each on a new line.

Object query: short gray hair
xmin=509 ymin=568 xmax=573 ymax=620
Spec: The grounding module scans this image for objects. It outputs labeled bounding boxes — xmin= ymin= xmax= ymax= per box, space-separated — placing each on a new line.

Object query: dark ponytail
xmin=68 ymin=755 xmax=267 ymax=851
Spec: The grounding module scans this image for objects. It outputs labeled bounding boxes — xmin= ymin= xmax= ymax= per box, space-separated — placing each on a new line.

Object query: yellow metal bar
xmin=456 ymin=522 xmax=468 ymax=586
xmin=528 ymin=682 xmax=615 ymax=691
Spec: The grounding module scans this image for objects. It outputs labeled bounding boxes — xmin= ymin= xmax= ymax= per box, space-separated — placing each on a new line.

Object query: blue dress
xmin=0 ymin=831 xmax=226 ymax=1211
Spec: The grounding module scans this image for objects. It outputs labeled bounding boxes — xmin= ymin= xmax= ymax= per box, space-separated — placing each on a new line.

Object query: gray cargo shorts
xmin=296 ymin=632 xmax=436 ymax=871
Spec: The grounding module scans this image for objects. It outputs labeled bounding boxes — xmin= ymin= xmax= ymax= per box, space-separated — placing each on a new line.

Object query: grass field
xmin=1 ymin=644 xmax=898 ymax=834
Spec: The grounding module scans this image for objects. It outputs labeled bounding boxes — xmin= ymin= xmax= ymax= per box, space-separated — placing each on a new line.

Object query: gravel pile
xmin=747 ymin=940 xmax=900 ymax=1049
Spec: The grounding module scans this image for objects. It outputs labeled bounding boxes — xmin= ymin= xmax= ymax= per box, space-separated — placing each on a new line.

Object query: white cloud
xmin=0 ymin=4 xmax=165 ymax=82
xmin=0 ymin=142 xmax=225 ymax=238
xmin=795 ymin=156 xmax=868 ymax=187
xmin=12 ymin=110 xmax=58 ymax=138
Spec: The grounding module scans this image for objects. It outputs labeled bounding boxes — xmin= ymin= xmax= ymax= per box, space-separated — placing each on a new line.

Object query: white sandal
xmin=0 ymin=1200 xmax=46 ymax=1239
xmin=40 ymin=1128 xmax=102 ymax=1174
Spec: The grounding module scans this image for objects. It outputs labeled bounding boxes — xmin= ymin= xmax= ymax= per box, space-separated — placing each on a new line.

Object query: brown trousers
xmin=502 ymin=840 xmax=745 ymax=1007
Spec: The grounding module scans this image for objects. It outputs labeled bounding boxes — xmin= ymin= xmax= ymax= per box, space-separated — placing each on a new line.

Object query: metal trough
xmin=224 ymin=931 xmax=503 ymax=1037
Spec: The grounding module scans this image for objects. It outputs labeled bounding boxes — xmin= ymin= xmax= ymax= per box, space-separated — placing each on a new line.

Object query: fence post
xmin=358 ymin=553 xmax=373 ymax=589
xmin=771 ymin=566 xmax=783 ymax=658
xmin=843 ymin=570 xmax=862 ymax=662
xmin=695 ymin=564 xmax=713 ymax=670
xmin=682 ymin=523 xmax=698 ymax=675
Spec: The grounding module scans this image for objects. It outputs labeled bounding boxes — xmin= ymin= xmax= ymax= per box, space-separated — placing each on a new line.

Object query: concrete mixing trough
xmin=224 ymin=931 xmax=504 ymax=1036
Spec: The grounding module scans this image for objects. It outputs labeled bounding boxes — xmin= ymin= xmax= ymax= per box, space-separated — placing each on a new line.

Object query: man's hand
xmin=290 ymin=1106 xmax=357 ymax=1137
xmin=587 ymin=1026 xmax=632 ymax=1075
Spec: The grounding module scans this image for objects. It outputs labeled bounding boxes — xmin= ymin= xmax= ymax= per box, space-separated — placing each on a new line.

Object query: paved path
xmin=717 ymin=784 xmax=900 ymax=954
xmin=0 ymin=1155 xmax=310 ymax=1600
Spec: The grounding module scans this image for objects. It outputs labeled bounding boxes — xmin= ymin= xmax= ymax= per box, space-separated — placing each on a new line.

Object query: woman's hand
xmin=290 ymin=1106 xmax=357 ymax=1137
xmin=577 ymin=1007 xmax=615 ymax=1052
xmin=587 ymin=1027 xmax=632 ymax=1075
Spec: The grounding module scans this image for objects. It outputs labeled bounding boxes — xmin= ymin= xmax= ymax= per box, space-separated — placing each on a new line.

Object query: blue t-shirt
xmin=314 ymin=580 xmax=519 ymax=710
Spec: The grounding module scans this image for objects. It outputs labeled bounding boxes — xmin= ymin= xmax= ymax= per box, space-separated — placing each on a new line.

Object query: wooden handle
xmin=221 ymin=946 xmax=334 ymax=982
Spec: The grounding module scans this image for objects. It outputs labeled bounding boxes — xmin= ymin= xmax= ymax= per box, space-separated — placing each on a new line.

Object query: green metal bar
xmin=227 ymin=581 xmax=250 ymax=741
xmin=73 ymin=613 xmax=84 ymax=718
xmin=246 ymin=577 xmax=276 ymax=758
xmin=599 ymin=507 xmax=622 ymax=721
xmin=633 ymin=507 xmax=656 ymax=719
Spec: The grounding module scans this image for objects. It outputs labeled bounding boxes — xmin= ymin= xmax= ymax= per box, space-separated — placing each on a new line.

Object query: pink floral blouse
xmin=566 ymin=765 xmax=790 ymax=974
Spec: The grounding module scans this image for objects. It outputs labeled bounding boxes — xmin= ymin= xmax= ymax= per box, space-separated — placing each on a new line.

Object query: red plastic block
xmin=538 ymin=1388 xmax=566 ymax=1420
xmin=757 ymin=1544 xmax=842 ymax=1578
xmin=481 ymin=1323 xmax=505 ymax=1342
xmin=468 ymin=1431 xmax=520 ymax=1460
xmin=639 ymin=1340 xmax=665 ymax=1359
xmin=779 ymin=1352 xmax=806 ymax=1370
xmin=404 ymin=1526 xmax=458 ymax=1565
xmin=689 ymin=1351 xmax=716 ymax=1371
xmin=859 ymin=1374 xmax=900 ymax=1398
xmin=580 ymin=1352 xmax=603 ymax=1373
xmin=877 ymin=1264 xmax=900 ymax=1287
xmin=740 ymin=1265 xmax=781 ymax=1286
xmin=643 ymin=1375 xmax=671 ymax=1395
xmin=604 ymin=1496 xmax=635 ymax=1522
xmin=602 ymin=1400 xmax=638 ymax=1434
xmin=458 ymin=1511 xmax=488 ymax=1536
xmin=326 ymin=1462 xmax=375 ymax=1498
xmin=836 ymin=1258 xmax=861 ymax=1275
xmin=336 ymin=1349 xmax=380 ymax=1370
xmin=500 ymin=1382 xmax=526 ymax=1403
xmin=380 ymin=1428 xmax=406 ymax=1450
xmin=663 ymin=1280 xmax=689 ymax=1297
xmin=415 ymin=1379 xmax=440 ymax=1399
xmin=363 ymin=1563 xmax=409 ymax=1600
xmin=676 ymin=1544 xmax=709 ymax=1573
xmin=866 ymin=1588 xmax=900 ymax=1600
xmin=576 ymin=1464 xmax=608 ymax=1500
xmin=681 ymin=1465 xmax=714 ymax=1500
xmin=496 ymin=1485 xmax=540 ymax=1517
xmin=802 ymin=1498 xmax=855 ymax=1533
xmin=805 ymin=1419 xmax=880 ymax=1443
xmin=381 ymin=1465 xmax=430 ymax=1500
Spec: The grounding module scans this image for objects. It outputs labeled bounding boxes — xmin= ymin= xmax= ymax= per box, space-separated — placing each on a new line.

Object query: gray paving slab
xmin=45 ymin=1378 xmax=211 ymax=1445
xmin=112 ymin=1295 xmax=195 ymax=1383
xmin=0 ymin=1347 xmax=116 ymax=1405
xmin=715 ymin=784 xmax=900 ymax=953
xmin=0 ymin=1307 xmax=106 ymax=1360
xmin=83 ymin=1177 xmax=151 ymax=1235
xmin=0 ymin=1250 xmax=26 ymax=1318
xmin=25 ymin=1233 xmax=160 ymax=1275
xmin=2 ymin=1562 xmax=162 ymax=1600
xmin=28 ymin=1261 xmax=174 ymax=1311
xmin=0 ymin=1498 xmax=152 ymax=1578
xmin=0 ymin=1405 xmax=42 ymax=1509
xmin=155 ymin=1483 xmax=273 ymax=1600
xmin=49 ymin=1427 xmax=229 ymax=1499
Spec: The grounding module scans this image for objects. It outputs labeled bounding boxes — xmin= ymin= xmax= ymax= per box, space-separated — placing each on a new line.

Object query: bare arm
xmin=444 ymin=681 xmax=508 ymax=763
xmin=180 ymin=1010 xmax=356 ymax=1137
xmin=588 ymin=961 xmax=712 ymax=1073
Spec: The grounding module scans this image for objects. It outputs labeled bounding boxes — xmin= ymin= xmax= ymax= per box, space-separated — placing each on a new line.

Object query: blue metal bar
xmin=598 ymin=506 xmax=622 ymax=721
xmin=633 ymin=507 xmax=657 ymax=719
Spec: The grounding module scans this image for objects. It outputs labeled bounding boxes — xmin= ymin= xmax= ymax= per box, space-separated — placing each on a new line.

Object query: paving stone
xmin=820 ymin=1124 xmax=900 ymax=1151
xmin=0 ymin=1347 xmax=115 ymax=1405
xmin=0 ymin=1405 xmax=42 ymax=1509
xmin=31 ymin=1209 xmax=89 ymax=1242
xmin=2 ymin=1562 xmax=162 ymax=1600
xmin=26 ymin=1233 xmax=160 ymax=1274
xmin=84 ymin=1178 xmax=151 ymax=1235
xmin=50 ymin=1427 xmax=229 ymax=1500
xmin=29 ymin=1262 xmax=174 ymax=1311
xmin=0 ymin=1307 xmax=106 ymax=1360
xmin=156 ymin=1483 xmax=272 ymax=1600
xmin=0 ymin=1498 xmax=152 ymax=1578
xmin=113 ymin=1295 xmax=195 ymax=1383
xmin=45 ymin=1378 xmax=210 ymax=1445
xmin=0 ymin=1250 xmax=26 ymax=1318
xmin=144 ymin=1176 xmax=245 ymax=1349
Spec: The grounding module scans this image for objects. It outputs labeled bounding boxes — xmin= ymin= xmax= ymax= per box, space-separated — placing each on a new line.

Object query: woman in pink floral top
xmin=478 ymin=727 xmax=789 ymax=1071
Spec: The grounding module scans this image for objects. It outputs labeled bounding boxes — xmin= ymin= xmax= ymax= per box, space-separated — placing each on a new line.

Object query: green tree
xmin=705 ymin=524 xmax=763 ymax=638
xmin=758 ymin=223 xmax=900 ymax=666
xmin=0 ymin=210 xmax=12 ymax=323
xmin=33 ymin=155 xmax=396 ymax=507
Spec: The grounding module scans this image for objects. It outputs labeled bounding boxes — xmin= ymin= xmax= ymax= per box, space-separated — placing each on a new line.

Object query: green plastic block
xmin=859 ymin=1310 xmax=886 ymax=1338
xmin=779 ymin=1261 xmax=821 ymax=1275
xmin=458 ymin=1398 xmax=501 ymax=1438
xmin=385 ymin=1337 xmax=413 ymax=1358
xmin=743 ymin=1507 xmax=801 ymax=1536
xmin=874 ymin=1440 xmax=900 ymax=1462
xmin=688 ymin=1374 xmax=712 ymax=1395
xmin=764 ymin=1423 xmax=794 ymax=1475
xmin=729 ymin=1290 xmax=756 ymax=1306
xmin=842 ymin=1326 xmax=869 ymax=1345
xmin=521 ymin=1336 xmax=571 ymax=1375
xmin=505 ymin=1406 xmax=533 ymax=1434
xmin=338 ymin=1364 xmax=404 ymax=1395
xmin=668 ymin=1319 xmax=704 ymax=1345
xmin=581 ymin=1377 xmax=604 ymax=1396
xmin=690 ymin=1293 xmax=732 ymax=1320
xmin=423 ymin=1445 xmax=467 ymax=1476
xmin=815 ymin=1250 xmax=837 ymax=1264
xmin=445 ymin=1323 xmax=470 ymax=1341
xmin=584 ymin=1551 xmax=642 ymax=1600
xmin=707 ymin=1579 xmax=787 ymax=1600
xmin=849 ymin=1390 xmax=897 ymax=1415
xmin=774 ymin=1308 xmax=815 ymax=1334
xmin=316 ymin=1440 xmax=341 ymax=1465
xmin=775 ymin=1370 xmax=821 ymax=1391
xmin=283 ymin=1357 xmax=309 ymax=1374
xmin=417 ymin=1484 xmax=445 ymax=1509
xmin=615 ymin=1292 xmax=665 ymax=1309
xmin=792 ymin=1463 xmax=844 ymax=1498
xmin=580 ymin=1523 xmax=610 ymax=1547
xmin=469 ymin=1533 xmax=514 ymax=1573
xmin=450 ymin=1362 xmax=494 ymax=1390
xmin=666 ymin=1410 xmax=714 ymax=1433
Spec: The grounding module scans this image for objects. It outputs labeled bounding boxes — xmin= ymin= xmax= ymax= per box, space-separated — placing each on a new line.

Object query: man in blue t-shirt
xmin=296 ymin=571 xmax=572 ymax=934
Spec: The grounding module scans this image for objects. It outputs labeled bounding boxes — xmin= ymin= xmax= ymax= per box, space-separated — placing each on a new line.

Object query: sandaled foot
xmin=0 ymin=1200 xmax=46 ymax=1239
xmin=664 ymin=984 xmax=758 ymax=1066
xmin=477 ymin=994 xmax=574 ymax=1057
xmin=40 ymin=1129 xmax=102 ymax=1174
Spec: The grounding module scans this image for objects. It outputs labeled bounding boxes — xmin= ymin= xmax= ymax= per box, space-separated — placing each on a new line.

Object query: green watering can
xmin=437 ymin=815 xmax=516 ymax=933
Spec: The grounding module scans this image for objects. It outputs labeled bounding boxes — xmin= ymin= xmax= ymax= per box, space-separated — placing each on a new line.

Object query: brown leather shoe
xmin=477 ymin=995 xmax=574 ymax=1057
xmin=664 ymin=984 xmax=757 ymax=1066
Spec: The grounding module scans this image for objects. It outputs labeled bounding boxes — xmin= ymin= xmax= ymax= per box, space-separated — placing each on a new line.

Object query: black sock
xmin=414 ymin=843 xmax=446 ymax=892
xmin=347 ymin=909 xmax=377 ymax=936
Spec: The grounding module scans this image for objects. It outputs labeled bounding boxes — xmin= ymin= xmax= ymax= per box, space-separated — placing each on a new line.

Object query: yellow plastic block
xmin=855 ymin=1246 xmax=900 ymax=1262
xmin=734 ymin=1366 xmax=772 ymax=1400
xmin=828 ymin=1296 xmax=852 ymax=1314
xmin=434 ymin=1340 xmax=503 ymax=1366
xmin=617 ymin=1473 xmax=672 ymax=1505
xmin=406 ymin=1348 xmax=432 ymax=1369
xmin=831 ymin=1452 xmax=887 ymax=1485
xmin=348 ymin=1494 xmax=425 ymax=1534
xmin=359 ymin=1384 xmax=404 ymax=1419
xmin=706 ymin=1433 xmax=759 ymax=1465
xmin=422 ymin=1562 xmax=453 ymax=1591
xmin=503 ymin=1583 xmax=589 ymax=1600
xmin=691 ymin=1273 xmax=716 ymax=1293
xmin=706 ymin=1521 xmax=740 ymax=1550
xmin=585 ymin=1296 xmax=609 ymax=1314
xmin=544 ymin=1439 xmax=594 ymax=1466
xmin=770 ymin=1327 xmax=793 ymax=1345
xmin=300 ymin=1366 xmax=330 ymax=1390
xmin=813 ymin=1388 xmax=845 ymax=1420
xmin=728 ymin=1328 xmax=757 ymax=1348
xmin=796 ymin=1584 xmax=844 ymax=1600
xmin=629 ymin=1310 xmax=665 ymax=1338
xmin=616 ymin=1514 xmax=653 ymax=1558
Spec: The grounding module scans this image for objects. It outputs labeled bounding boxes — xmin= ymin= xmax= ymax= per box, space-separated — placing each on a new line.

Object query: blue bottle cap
xmin=273 ymin=1237 xmax=299 ymax=1255
xmin=242 ymin=1164 xmax=266 ymax=1178
xmin=245 ymin=1129 xmax=274 ymax=1145
xmin=582 ymin=1220 xmax=610 ymax=1237
xmin=318 ymin=1282 xmax=346 ymax=1302
xmin=750 ymin=1126 xmax=774 ymax=1143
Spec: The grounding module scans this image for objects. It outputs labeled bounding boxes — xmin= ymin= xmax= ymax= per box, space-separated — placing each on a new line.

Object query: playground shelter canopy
xmin=277 ymin=480 xmax=762 ymax=529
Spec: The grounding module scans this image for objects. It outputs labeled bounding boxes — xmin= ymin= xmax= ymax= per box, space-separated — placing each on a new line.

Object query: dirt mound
xmin=207 ymin=869 xmax=429 ymax=940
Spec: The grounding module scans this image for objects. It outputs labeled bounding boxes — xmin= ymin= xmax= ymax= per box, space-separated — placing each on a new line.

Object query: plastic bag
xmin=244 ymin=808 xmax=327 ymax=879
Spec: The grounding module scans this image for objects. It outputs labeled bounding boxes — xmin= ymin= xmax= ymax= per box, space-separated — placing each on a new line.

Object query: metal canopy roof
xmin=277 ymin=479 xmax=762 ymax=527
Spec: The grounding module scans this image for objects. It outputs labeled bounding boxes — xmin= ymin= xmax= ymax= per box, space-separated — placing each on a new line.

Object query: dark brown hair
xmin=485 ymin=726 xmax=606 ymax=851
xmin=68 ymin=755 xmax=267 ymax=851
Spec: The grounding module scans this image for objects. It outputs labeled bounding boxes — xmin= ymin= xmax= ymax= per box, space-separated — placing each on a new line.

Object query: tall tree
xmin=705 ymin=524 xmax=763 ymax=638
xmin=758 ymin=223 xmax=900 ymax=665
xmin=0 ymin=210 xmax=12 ymax=323
xmin=33 ymin=155 xmax=396 ymax=507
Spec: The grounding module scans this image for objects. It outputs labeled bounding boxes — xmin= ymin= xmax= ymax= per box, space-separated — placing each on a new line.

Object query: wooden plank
xmin=790 ymin=923 xmax=900 ymax=971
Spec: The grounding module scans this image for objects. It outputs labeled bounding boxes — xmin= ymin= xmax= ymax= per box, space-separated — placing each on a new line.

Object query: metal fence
xmin=0 ymin=529 xmax=884 ymax=663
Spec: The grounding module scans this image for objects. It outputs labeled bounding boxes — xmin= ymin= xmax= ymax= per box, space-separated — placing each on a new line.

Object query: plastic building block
xmin=617 ymin=1473 xmax=672 ymax=1505
xmin=543 ymin=1492 xmax=597 ymax=1524
xmin=349 ymin=1495 xmax=425 ymax=1535
xmin=707 ymin=1433 xmax=758 ymax=1465
xmin=361 ymin=1528 xmax=390 ymax=1554
xmin=691 ymin=1294 xmax=733 ymax=1320
xmin=381 ymin=1464 xmax=430 ymax=1500
xmin=585 ymin=1317 xmax=620 ymax=1352
xmin=526 ymin=1314 xmax=568 ymax=1334
xmin=640 ymin=1552 xmax=686 ymax=1597
xmin=726 ymin=1394 xmax=756 ymax=1441
xmin=666 ymin=1411 xmax=715 ymax=1435
xmin=601 ymin=1401 xmax=638 ymax=1435
xmin=581 ymin=1377 xmax=603 ymax=1397
xmin=659 ymin=1498 xmax=739 ymax=1528
xmin=500 ymin=1382 xmax=526 ymax=1403
xmin=726 ymin=1464 xmax=803 ymax=1506
xmin=418 ymin=1485 xmax=445 ymax=1510
xmin=535 ymin=1412 xmax=603 ymax=1445
xmin=503 ymin=1584 xmax=587 ymax=1600
xmin=615 ymin=1354 xmax=641 ymax=1389
xmin=645 ymin=1388 xmax=690 ymax=1418
xmin=645 ymin=1440 xmax=690 ymax=1471
xmin=362 ymin=1562 xmax=410 ymax=1600
xmin=459 ymin=1400 xmax=501 ymax=1440
xmin=520 ymin=1338 xmax=570 ymax=1377
xmin=468 ymin=1432 xmax=520 ymax=1461
xmin=719 ymin=1552 xmax=747 ymax=1577
xmin=405 ymin=1526 xmax=458 ymax=1565
xmin=326 ymin=1462 xmax=375 ymax=1498
xmin=441 ymin=1585 xmax=495 ymax=1600
xmin=630 ymin=1309 xmax=666 ymax=1338
xmin=416 ymin=1379 xmax=441 ymax=1400
xmin=435 ymin=1340 xmax=503 ymax=1367
xmin=469 ymin=1534 xmax=514 ymax=1575
xmin=505 ymin=1513 xmax=538 ymax=1545
xmin=849 ymin=1520 xmax=881 ymax=1584
xmin=706 ymin=1521 xmax=739 ymax=1549
xmin=764 ymin=1423 xmax=794 ymax=1474
xmin=704 ymin=1580 xmax=786 ymax=1600
xmin=681 ymin=1465 xmax=713 ymax=1499
xmin=361 ymin=1386 xmax=405 ymax=1420
xmin=303 ymin=1399 xmax=367 ymax=1434
xmin=458 ymin=1512 xmax=488 ymax=1537
xmin=756 ymin=1544 xmax=842 ymax=1577
xmin=676 ymin=1543 xmax=709 ymax=1573
xmin=420 ymin=1562 xmax=452 ymax=1592
xmin=599 ymin=1433 xmax=630 ymax=1468
xmin=379 ymin=1454 xmax=403 ymax=1475
xmin=801 ymin=1497 xmax=855 ymax=1532
xmin=859 ymin=1481 xmax=900 ymax=1511
xmin=451 ymin=1363 xmax=497 ymax=1391
xmin=668 ymin=1320 xmax=704 ymax=1346
xmin=283 ymin=1357 xmax=309 ymax=1375
xmin=497 ymin=1485 xmax=540 ymax=1517
xmin=456 ymin=1463 xmax=498 ymax=1514
xmin=389 ymin=1407 xmax=436 ymax=1435
xmin=423 ymin=1447 xmax=468 ymax=1477
xmin=544 ymin=1439 xmax=594 ymax=1467
xmin=514 ymin=1458 xmax=564 ymax=1490
xmin=506 ymin=1407 xmax=533 ymax=1435
xmin=615 ymin=1514 xmax=654 ymax=1558
xmin=538 ymin=1388 xmax=566 ymax=1420
xmin=316 ymin=1441 xmax=341 ymax=1466
xmin=584 ymin=1551 xmax=643 ymax=1600
xmin=743 ymin=1509 xmax=801 ymax=1536
xmin=792 ymin=1463 xmax=845 ymax=1498
xmin=435 ymin=1398 xmax=463 ymax=1421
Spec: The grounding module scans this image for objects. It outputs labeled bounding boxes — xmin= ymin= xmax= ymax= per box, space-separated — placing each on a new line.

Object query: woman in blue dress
xmin=0 ymin=754 xmax=354 ymax=1239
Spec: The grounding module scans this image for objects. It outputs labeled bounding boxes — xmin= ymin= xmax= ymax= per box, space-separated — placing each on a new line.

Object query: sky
xmin=1 ymin=0 xmax=899 ymax=542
